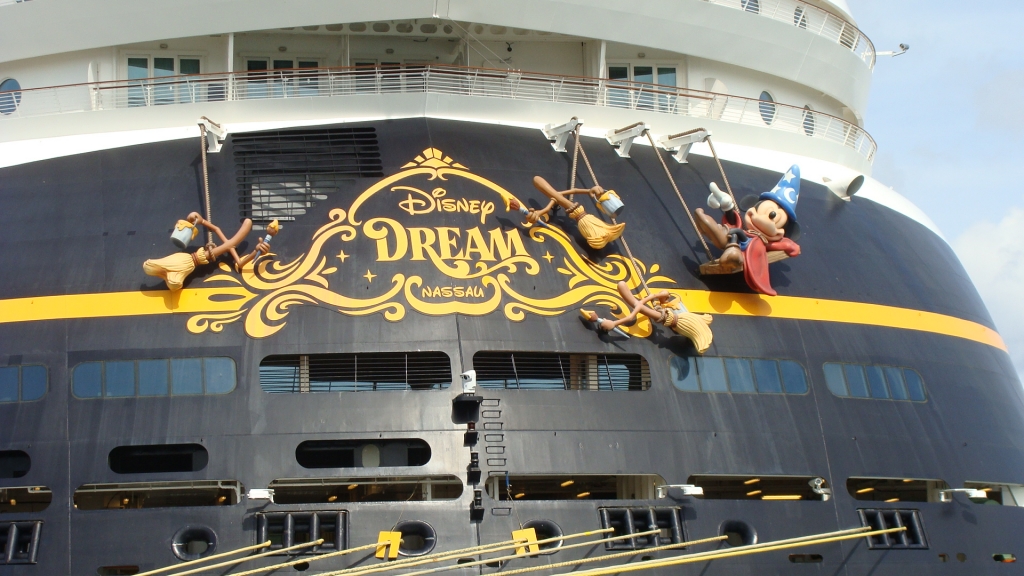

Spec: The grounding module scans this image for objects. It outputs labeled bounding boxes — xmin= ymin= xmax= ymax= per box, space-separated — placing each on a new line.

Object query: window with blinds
xmin=259 ymin=352 xmax=452 ymax=393
xmin=233 ymin=127 xmax=384 ymax=226
xmin=472 ymin=352 xmax=650 ymax=390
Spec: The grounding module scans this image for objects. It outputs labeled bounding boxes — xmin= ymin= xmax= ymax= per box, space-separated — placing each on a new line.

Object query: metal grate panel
xmin=233 ymin=127 xmax=383 ymax=225
xmin=260 ymin=352 xmax=452 ymax=393
xmin=473 ymin=352 xmax=650 ymax=390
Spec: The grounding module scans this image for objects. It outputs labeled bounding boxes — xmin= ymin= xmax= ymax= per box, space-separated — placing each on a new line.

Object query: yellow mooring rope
xmin=164 ymin=539 xmax=323 ymax=576
xmin=136 ymin=541 xmax=271 ymax=576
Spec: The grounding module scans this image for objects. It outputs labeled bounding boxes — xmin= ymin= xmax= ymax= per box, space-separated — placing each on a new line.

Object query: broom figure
xmin=522 ymin=176 xmax=625 ymax=250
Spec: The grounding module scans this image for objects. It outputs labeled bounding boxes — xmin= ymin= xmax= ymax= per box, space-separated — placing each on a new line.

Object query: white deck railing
xmin=0 ymin=65 xmax=876 ymax=162
xmin=705 ymin=0 xmax=875 ymax=68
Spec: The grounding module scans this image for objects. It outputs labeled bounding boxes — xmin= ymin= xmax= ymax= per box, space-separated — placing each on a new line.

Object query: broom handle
xmin=533 ymin=176 xmax=595 ymax=211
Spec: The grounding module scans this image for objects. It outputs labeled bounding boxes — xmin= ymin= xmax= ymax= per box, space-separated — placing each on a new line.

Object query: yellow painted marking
xmin=0 ymin=286 xmax=1005 ymax=352
xmin=375 ymin=530 xmax=402 ymax=559
xmin=364 ymin=269 xmax=377 ymax=283
xmin=512 ymin=527 xmax=539 ymax=555
xmin=0 ymin=287 xmax=255 ymax=323
xmin=669 ymin=289 xmax=1007 ymax=352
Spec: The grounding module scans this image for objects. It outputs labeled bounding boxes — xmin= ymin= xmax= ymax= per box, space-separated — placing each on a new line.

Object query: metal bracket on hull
xmin=658 ymin=128 xmax=710 ymax=163
xmin=199 ymin=116 xmax=226 ymax=153
xmin=542 ymin=117 xmax=583 ymax=152
xmin=605 ymin=122 xmax=647 ymax=158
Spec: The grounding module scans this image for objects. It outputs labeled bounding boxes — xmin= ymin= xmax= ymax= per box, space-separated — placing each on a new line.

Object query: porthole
xmin=802 ymin=106 xmax=815 ymax=136
xmin=720 ymin=520 xmax=756 ymax=547
xmin=0 ymin=78 xmax=21 ymax=115
xmin=396 ymin=23 xmax=413 ymax=33
xmin=758 ymin=91 xmax=776 ymax=125
xmin=395 ymin=520 xmax=436 ymax=556
xmin=348 ymin=23 xmax=367 ymax=32
xmin=420 ymin=24 xmax=437 ymax=34
xmin=372 ymin=23 xmax=390 ymax=33
xmin=523 ymin=520 xmax=563 ymax=553
xmin=171 ymin=526 xmax=218 ymax=561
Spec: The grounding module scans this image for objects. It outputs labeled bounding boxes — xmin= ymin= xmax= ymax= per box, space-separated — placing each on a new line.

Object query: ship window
xmin=823 ymin=363 xmax=925 ymax=402
xmin=758 ymin=91 xmax=776 ymax=125
xmin=0 ymin=78 xmax=22 ymax=115
xmin=793 ymin=6 xmax=808 ymax=28
xmin=741 ymin=0 xmax=760 ymax=13
xmin=296 ymin=439 xmax=430 ymax=468
xmin=72 ymin=358 xmax=236 ymax=399
xmin=0 ymin=487 xmax=53 ymax=513
xmin=109 ymin=444 xmax=209 ymax=474
xmin=0 ymin=451 xmax=30 ymax=479
xmin=963 ymin=482 xmax=1024 ymax=506
xmin=486 ymin=474 xmax=665 ymax=501
xmin=260 ymin=352 xmax=452 ymax=393
xmin=233 ymin=126 xmax=383 ymax=227
xmin=670 ymin=357 xmax=808 ymax=395
xmin=688 ymin=475 xmax=830 ymax=501
xmin=73 ymin=480 xmax=242 ymax=510
xmin=0 ymin=365 xmax=47 ymax=403
xmin=473 ymin=352 xmax=650 ymax=391
xmin=802 ymin=105 xmax=815 ymax=136
xmin=847 ymin=478 xmax=949 ymax=503
xmin=269 ymin=476 xmax=461 ymax=503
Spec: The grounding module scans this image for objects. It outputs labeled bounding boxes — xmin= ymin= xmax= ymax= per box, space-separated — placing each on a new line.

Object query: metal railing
xmin=0 ymin=0 xmax=32 ymax=6
xmin=0 ymin=65 xmax=876 ymax=162
xmin=705 ymin=0 xmax=875 ymax=68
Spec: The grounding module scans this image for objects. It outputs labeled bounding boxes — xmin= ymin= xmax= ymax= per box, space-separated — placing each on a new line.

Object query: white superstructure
xmin=0 ymin=0 xmax=940 ymax=234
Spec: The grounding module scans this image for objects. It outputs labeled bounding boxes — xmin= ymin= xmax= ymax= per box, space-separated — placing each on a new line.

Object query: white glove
xmin=706 ymin=182 xmax=734 ymax=211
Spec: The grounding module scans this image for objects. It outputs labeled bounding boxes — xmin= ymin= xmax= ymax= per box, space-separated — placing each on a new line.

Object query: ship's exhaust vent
xmin=858 ymin=509 xmax=928 ymax=549
xmin=847 ymin=478 xmax=949 ymax=503
xmin=73 ymin=480 xmax=242 ymax=510
xmin=687 ymin=475 xmax=831 ymax=501
xmin=108 ymin=444 xmax=208 ymax=474
xmin=259 ymin=352 xmax=452 ymax=393
xmin=233 ymin=126 xmax=383 ymax=226
xmin=486 ymin=474 xmax=664 ymax=501
xmin=268 ymin=476 xmax=462 ymax=504
xmin=0 ymin=521 xmax=43 ymax=565
xmin=296 ymin=439 xmax=431 ymax=468
xmin=472 ymin=352 xmax=650 ymax=390
xmin=257 ymin=511 xmax=348 ymax=553
xmin=0 ymin=487 xmax=51 ymax=513
xmin=598 ymin=508 xmax=685 ymax=550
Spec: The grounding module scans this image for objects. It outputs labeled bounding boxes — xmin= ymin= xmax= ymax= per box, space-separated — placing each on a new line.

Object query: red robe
xmin=722 ymin=210 xmax=800 ymax=296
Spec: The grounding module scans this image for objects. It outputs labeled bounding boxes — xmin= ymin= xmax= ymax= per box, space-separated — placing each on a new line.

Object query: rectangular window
xmin=260 ymin=352 xmax=452 ymax=393
xmin=824 ymin=363 xmax=926 ymax=402
xmin=671 ymin=356 xmax=807 ymax=395
xmin=0 ymin=367 xmax=17 ymax=402
xmin=73 ymin=480 xmax=242 ymax=510
xmin=473 ymin=352 xmax=650 ymax=391
xmin=0 ymin=487 xmax=52 ymax=514
xmin=687 ymin=475 xmax=831 ymax=501
xmin=72 ymin=358 xmax=235 ymax=399
xmin=270 ymin=476 xmax=461 ymax=503
xmin=963 ymin=481 xmax=1024 ymax=506
xmin=486 ymin=474 xmax=664 ymax=501
xmin=847 ymin=477 xmax=948 ymax=503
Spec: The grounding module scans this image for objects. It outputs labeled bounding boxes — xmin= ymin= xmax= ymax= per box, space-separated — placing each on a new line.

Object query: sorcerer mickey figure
xmin=694 ymin=165 xmax=802 ymax=296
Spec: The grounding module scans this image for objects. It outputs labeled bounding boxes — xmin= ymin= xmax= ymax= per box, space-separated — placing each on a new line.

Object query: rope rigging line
xmin=490 ymin=534 xmax=728 ymax=576
xmin=225 ymin=541 xmax=382 ymax=576
xmin=704 ymin=135 xmax=738 ymax=213
xmin=395 ymin=528 xmax=664 ymax=576
xmin=135 ymin=541 xmax=272 ymax=576
xmin=198 ymin=124 xmax=213 ymax=245
xmin=570 ymin=130 xmax=653 ymax=299
xmin=643 ymin=129 xmax=714 ymax=260
xmin=547 ymin=526 xmax=904 ymax=576
xmin=319 ymin=528 xmax=614 ymax=576
xmin=163 ymin=539 xmax=324 ymax=576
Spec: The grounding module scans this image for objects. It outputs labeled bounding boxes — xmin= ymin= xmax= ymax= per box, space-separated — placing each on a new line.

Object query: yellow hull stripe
xmin=0 ymin=287 xmax=1005 ymax=352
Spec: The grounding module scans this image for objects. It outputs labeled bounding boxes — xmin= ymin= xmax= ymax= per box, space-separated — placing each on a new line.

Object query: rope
xmin=198 ymin=123 xmax=213 ymax=245
xmin=547 ymin=526 xmax=902 ymax=576
xmin=644 ymin=130 xmax=713 ymax=260
xmin=492 ymin=535 xmax=727 ymax=576
xmin=320 ymin=528 xmax=614 ymax=576
xmin=572 ymin=132 xmax=652 ymax=298
xmin=166 ymin=539 xmax=323 ymax=576
xmin=136 ymin=541 xmax=271 ymax=576
xmin=226 ymin=541 xmax=380 ymax=576
xmin=397 ymin=529 xmax=666 ymax=576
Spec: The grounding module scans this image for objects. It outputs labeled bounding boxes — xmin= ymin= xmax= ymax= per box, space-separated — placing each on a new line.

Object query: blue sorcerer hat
xmin=759 ymin=165 xmax=800 ymax=225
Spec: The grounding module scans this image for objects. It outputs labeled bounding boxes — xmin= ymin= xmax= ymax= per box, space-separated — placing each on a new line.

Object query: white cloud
xmin=952 ymin=208 xmax=1024 ymax=380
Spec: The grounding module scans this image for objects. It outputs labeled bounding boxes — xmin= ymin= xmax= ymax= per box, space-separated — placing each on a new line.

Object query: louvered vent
xmin=473 ymin=352 xmax=650 ymax=390
xmin=233 ymin=127 xmax=383 ymax=226
xmin=260 ymin=352 xmax=452 ymax=392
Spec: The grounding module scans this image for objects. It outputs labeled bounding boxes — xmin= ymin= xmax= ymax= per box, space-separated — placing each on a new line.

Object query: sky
xmin=852 ymin=0 xmax=1024 ymax=380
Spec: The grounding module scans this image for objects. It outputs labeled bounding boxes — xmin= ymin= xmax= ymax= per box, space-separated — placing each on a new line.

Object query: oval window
xmin=758 ymin=91 xmax=776 ymax=125
xmin=802 ymin=105 xmax=815 ymax=136
xmin=0 ymin=78 xmax=22 ymax=115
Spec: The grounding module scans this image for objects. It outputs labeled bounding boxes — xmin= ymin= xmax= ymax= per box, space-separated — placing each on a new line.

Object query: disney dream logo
xmin=187 ymin=148 xmax=677 ymax=339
